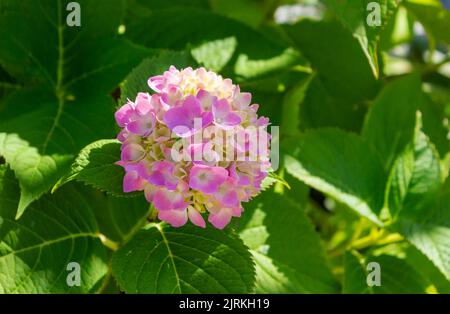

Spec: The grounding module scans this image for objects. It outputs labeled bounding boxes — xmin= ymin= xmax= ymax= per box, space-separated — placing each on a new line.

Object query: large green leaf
xmin=283 ymin=20 xmax=379 ymax=104
xmin=125 ymin=7 xmax=301 ymax=80
xmin=396 ymin=190 xmax=450 ymax=280
xmin=362 ymin=75 xmax=423 ymax=171
xmin=93 ymin=195 xmax=151 ymax=245
xmin=283 ymin=19 xmax=381 ymax=132
xmin=112 ymin=223 xmax=255 ymax=293
xmin=210 ymin=0 xmax=266 ymax=28
xmin=343 ymin=251 xmax=373 ymax=293
xmin=0 ymin=166 xmax=108 ymax=293
xmin=0 ymin=0 xmax=150 ymax=217
xmin=299 ymin=76 xmax=368 ymax=132
xmin=190 ymin=37 xmax=238 ymax=72
xmin=53 ymin=139 xmax=132 ymax=197
xmin=324 ymin=0 xmax=401 ymax=78
xmin=131 ymin=0 xmax=209 ymax=11
xmin=0 ymin=66 xmax=18 ymax=101
xmin=0 ymin=132 xmax=74 ymax=218
xmin=406 ymin=245 xmax=450 ymax=293
xmin=238 ymin=191 xmax=339 ymax=293
xmin=283 ymin=129 xmax=386 ymax=224
xmin=386 ymin=114 xmax=441 ymax=218
xmin=343 ymin=251 xmax=429 ymax=293
xmin=280 ymin=74 xmax=314 ymax=136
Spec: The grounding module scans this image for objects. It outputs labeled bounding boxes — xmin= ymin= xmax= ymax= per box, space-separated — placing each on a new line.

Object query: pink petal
xmin=212 ymin=98 xmax=231 ymax=120
xmin=158 ymin=209 xmax=188 ymax=227
xmin=202 ymin=111 xmax=214 ymax=128
xmin=235 ymin=93 xmax=251 ymax=109
xmin=123 ymin=170 xmax=144 ymax=193
xmin=188 ymin=206 xmax=206 ymax=228
xmin=160 ymin=86 xmax=181 ymax=107
xmin=216 ymin=178 xmax=240 ymax=207
xmin=126 ymin=112 xmax=156 ymax=136
xmin=220 ymin=190 xmax=239 ymax=207
xmin=146 ymin=161 xmax=178 ymax=190
xmin=115 ymin=102 xmax=136 ymax=127
xmin=148 ymin=75 xmax=164 ymax=93
xmin=189 ymin=165 xmax=228 ymax=194
xmin=121 ymin=143 xmax=145 ymax=162
xmin=135 ymin=93 xmax=152 ymax=116
xmin=197 ymin=90 xmax=216 ymax=110
xmin=208 ymin=209 xmax=232 ymax=229
xmin=222 ymin=112 xmax=241 ymax=126
xmin=233 ymin=86 xmax=252 ymax=109
xmin=232 ymin=206 xmax=243 ymax=217
xmin=153 ymin=188 xmax=188 ymax=211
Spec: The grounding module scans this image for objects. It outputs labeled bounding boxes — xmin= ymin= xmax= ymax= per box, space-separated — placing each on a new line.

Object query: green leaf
xmin=266 ymin=171 xmax=291 ymax=190
xmin=419 ymin=93 xmax=450 ymax=159
xmin=386 ymin=113 xmax=441 ymax=218
xmin=119 ymin=51 xmax=194 ymax=105
xmin=362 ymin=75 xmax=423 ymax=170
xmin=210 ymin=0 xmax=265 ymax=28
xmin=280 ymin=73 xmax=314 ymax=136
xmin=406 ymin=245 xmax=450 ymax=293
xmin=343 ymin=251 xmax=429 ymax=293
xmin=396 ymin=190 xmax=450 ymax=280
xmin=380 ymin=6 xmax=415 ymax=50
xmin=191 ymin=37 xmax=237 ymax=72
xmin=112 ymin=223 xmax=255 ymax=293
xmin=343 ymin=251 xmax=372 ymax=293
xmin=283 ymin=129 xmax=386 ymax=224
xmin=93 ymin=195 xmax=151 ymax=245
xmin=324 ymin=0 xmax=401 ymax=78
xmin=0 ymin=66 xmax=18 ymax=100
xmin=0 ymin=167 xmax=108 ymax=293
xmin=0 ymin=0 xmax=150 ymax=217
xmin=283 ymin=19 xmax=381 ymax=132
xmin=238 ymin=191 xmax=339 ymax=293
xmin=299 ymin=76 xmax=368 ymax=132
xmin=283 ymin=19 xmax=379 ymax=104
xmin=0 ymin=133 xmax=73 ymax=218
xmin=132 ymin=0 xmax=209 ymax=11
xmin=404 ymin=0 xmax=450 ymax=45
xmin=53 ymin=139 xmax=135 ymax=197
xmin=125 ymin=7 xmax=299 ymax=80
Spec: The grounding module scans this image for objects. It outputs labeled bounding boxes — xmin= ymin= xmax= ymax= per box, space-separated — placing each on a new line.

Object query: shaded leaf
xmin=344 ymin=251 xmax=429 ymax=293
xmin=0 ymin=0 xmax=150 ymax=216
xmin=125 ymin=7 xmax=300 ymax=80
xmin=362 ymin=75 xmax=423 ymax=170
xmin=283 ymin=129 xmax=386 ymax=224
xmin=386 ymin=114 xmax=441 ymax=218
xmin=238 ymin=191 xmax=339 ymax=293
xmin=324 ymin=0 xmax=401 ymax=78
xmin=283 ymin=19 xmax=379 ymax=104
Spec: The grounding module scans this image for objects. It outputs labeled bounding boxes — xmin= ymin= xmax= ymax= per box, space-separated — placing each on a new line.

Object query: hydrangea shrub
xmin=0 ymin=0 xmax=449 ymax=295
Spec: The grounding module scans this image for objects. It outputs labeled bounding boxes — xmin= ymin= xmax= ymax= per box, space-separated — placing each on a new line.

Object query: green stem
xmin=98 ymin=233 xmax=119 ymax=251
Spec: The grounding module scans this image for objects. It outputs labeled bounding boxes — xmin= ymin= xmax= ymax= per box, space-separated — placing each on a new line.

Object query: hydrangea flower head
xmin=115 ymin=66 xmax=271 ymax=229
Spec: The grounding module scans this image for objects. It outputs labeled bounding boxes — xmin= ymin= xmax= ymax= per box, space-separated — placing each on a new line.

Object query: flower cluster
xmin=115 ymin=66 xmax=271 ymax=229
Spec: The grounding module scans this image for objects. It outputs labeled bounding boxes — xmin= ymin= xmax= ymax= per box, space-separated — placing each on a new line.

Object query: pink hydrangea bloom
xmin=115 ymin=66 xmax=271 ymax=229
